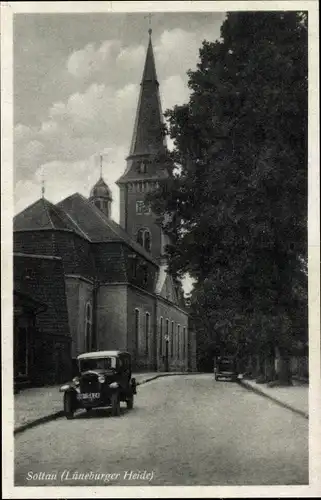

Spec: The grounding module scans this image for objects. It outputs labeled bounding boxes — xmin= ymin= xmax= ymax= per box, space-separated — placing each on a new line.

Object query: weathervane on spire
xmin=99 ymin=153 xmax=103 ymax=178
xmin=41 ymin=168 xmax=45 ymax=198
xmin=144 ymin=13 xmax=153 ymax=36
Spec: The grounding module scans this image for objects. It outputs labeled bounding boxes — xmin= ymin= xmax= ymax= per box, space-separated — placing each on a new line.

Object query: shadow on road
xmin=74 ymin=406 xmax=136 ymax=420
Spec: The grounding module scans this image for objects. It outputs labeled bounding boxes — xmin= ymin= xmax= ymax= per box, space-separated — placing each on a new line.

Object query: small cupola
xmin=89 ymin=176 xmax=113 ymax=218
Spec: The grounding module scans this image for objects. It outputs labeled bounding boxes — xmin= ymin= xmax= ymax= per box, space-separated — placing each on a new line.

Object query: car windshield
xmin=79 ymin=356 xmax=116 ymax=372
xmin=219 ymin=358 xmax=234 ymax=367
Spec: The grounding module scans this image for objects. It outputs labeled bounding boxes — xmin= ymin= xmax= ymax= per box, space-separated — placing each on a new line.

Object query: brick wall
xmin=96 ymin=284 xmax=127 ymax=351
xmin=156 ymin=298 xmax=189 ymax=372
xmin=125 ymin=186 xmax=163 ymax=262
xmin=119 ymin=185 xmax=127 ymax=230
xmin=54 ymin=232 xmax=95 ymax=280
xmin=14 ymin=231 xmax=55 ymax=256
xmin=92 ymin=243 xmax=127 ymax=282
xmin=127 ymin=285 xmax=156 ymax=371
xmin=65 ymin=276 xmax=94 ymax=357
xmin=124 ymin=246 xmax=158 ymax=294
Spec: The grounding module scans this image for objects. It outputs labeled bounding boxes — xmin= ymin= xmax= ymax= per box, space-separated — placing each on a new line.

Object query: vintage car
xmin=214 ymin=355 xmax=238 ymax=382
xmin=59 ymin=350 xmax=137 ymax=419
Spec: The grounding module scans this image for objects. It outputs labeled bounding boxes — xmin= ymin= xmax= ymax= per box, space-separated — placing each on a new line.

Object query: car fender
xmin=59 ymin=383 xmax=78 ymax=393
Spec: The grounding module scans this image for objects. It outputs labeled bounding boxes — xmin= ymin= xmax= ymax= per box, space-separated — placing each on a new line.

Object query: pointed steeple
xmin=141 ymin=29 xmax=158 ymax=83
xmin=128 ymin=29 xmax=166 ymax=158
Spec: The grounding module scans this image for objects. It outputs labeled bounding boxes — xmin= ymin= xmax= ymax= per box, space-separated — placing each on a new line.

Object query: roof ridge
xmin=42 ymin=198 xmax=55 ymax=229
xmin=14 ymin=252 xmax=62 ymax=261
xmin=13 ymin=198 xmax=44 ymax=220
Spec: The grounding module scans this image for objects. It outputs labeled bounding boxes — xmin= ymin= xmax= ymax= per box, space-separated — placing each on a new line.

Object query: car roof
xmin=77 ymin=350 xmax=131 ymax=360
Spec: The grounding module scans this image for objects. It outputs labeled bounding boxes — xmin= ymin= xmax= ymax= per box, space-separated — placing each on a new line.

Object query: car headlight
xmin=59 ymin=384 xmax=69 ymax=392
xmin=98 ymin=375 xmax=105 ymax=383
xmin=72 ymin=377 xmax=80 ymax=386
xmin=109 ymin=382 xmax=119 ymax=389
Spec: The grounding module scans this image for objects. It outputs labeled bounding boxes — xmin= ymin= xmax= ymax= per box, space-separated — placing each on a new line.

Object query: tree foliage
xmin=148 ymin=12 xmax=308 ymax=373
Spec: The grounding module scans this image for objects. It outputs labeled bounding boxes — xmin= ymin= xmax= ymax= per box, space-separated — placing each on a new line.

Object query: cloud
xmin=162 ymin=74 xmax=190 ymax=111
xmin=155 ymin=28 xmax=204 ymax=80
xmin=14 ymin=145 xmax=127 ymax=222
xmin=14 ymin=26 xmax=218 ymax=225
xmin=67 ymin=40 xmax=121 ymax=79
xmin=116 ymin=45 xmax=145 ymax=74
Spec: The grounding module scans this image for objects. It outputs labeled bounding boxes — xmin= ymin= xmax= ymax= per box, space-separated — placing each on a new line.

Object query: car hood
xmin=80 ymin=369 xmax=116 ymax=378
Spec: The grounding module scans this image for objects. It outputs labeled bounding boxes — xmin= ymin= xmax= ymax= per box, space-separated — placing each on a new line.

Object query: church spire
xmin=128 ymin=29 xmax=165 ymax=158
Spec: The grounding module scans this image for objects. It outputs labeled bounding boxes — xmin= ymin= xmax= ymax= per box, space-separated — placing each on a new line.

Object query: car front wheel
xmin=127 ymin=395 xmax=134 ymax=410
xmin=111 ymin=394 xmax=121 ymax=417
xmin=64 ymin=392 xmax=74 ymax=420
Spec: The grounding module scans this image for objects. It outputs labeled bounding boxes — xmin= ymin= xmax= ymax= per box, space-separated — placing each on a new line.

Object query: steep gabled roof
xmin=56 ymin=193 xmax=159 ymax=266
xmin=14 ymin=197 xmax=88 ymax=240
xmin=117 ymin=31 xmax=169 ymax=185
xmin=128 ymin=32 xmax=165 ymax=158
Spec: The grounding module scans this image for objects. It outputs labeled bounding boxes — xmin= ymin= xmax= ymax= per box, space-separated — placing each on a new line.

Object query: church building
xmin=13 ymin=29 xmax=195 ymax=384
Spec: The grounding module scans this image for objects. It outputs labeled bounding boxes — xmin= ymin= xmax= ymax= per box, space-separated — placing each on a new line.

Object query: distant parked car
xmin=215 ymin=356 xmax=238 ymax=382
xmin=59 ymin=350 xmax=137 ymax=419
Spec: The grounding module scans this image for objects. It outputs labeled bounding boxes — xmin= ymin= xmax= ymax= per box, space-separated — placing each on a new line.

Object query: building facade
xmin=13 ymin=30 xmax=195 ymax=381
xmin=14 ymin=253 xmax=72 ymax=387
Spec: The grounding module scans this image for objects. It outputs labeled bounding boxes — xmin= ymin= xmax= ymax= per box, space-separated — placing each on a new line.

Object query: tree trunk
xmin=255 ymin=350 xmax=266 ymax=383
xmin=245 ymin=354 xmax=255 ymax=379
xmin=265 ymin=343 xmax=276 ymax=382
xmin=275 ymin=346 xmax=293 ymax=386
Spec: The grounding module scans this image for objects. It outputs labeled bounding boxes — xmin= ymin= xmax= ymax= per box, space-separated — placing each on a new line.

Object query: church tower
xmin=89 ymin=176 xmax=113 ymax=218
xmin=116 ymin=29 xmax=170 ymax=262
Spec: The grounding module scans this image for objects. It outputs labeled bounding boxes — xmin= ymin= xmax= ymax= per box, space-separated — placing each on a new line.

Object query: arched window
xmin=183 ymin=327 xmax=187 ymax=362
xmin=177 ymin=324 xmax=181 ymax=360
xmin=136 ymin=228 xmax=152 ymax=252
xmin=137 ymin=229 xmax=144 ymax=246
xmin=145 ymin=312 xmax=150 ymax=356
xmin=144 ymin=230 xmax=151 ymax=252
xmin=166 ymin=319 xmax=169 ymax=354
xmin=134 ymin=308 xmax=140 ymax=354
xmin=139 ymin=160 xmax=147 ymax=174
xmin=85 ymin=302 xmax=92 ymax=352
xmin=159 ymin=317 xmax=163 ymax=356
xmin=171 ymin=321 xmax=174 ymax=357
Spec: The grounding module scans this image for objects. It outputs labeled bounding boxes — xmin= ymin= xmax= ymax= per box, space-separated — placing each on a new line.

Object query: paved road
xmin=14 ymin=374 xmax=308 ymax=486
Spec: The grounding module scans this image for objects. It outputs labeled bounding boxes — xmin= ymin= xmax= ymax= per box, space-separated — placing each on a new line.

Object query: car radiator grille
xmin=80 ymin=375 xmax=100 ymax=393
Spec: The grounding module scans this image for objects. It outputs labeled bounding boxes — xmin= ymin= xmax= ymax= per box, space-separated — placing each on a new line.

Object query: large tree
xmin=148 ymin=12 xmax=308 ymax=382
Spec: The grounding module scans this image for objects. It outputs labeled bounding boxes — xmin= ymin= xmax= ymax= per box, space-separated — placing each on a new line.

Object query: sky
xmin=13 ymin=11 xmax=226 ymax=292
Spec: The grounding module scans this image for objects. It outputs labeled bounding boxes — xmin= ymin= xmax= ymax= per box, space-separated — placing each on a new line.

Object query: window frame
xmin=159 ymin=316 xmax=163 ymax=357
xmin=134 ymin=308 xmax=140 ymax=353
xmin=145 ymin=312 xmax=150 ymax=356
xmin=136 ymin=228 xmax=152 ymax=253
xmin=171 ymin=321 xmax=174 ymax=357
xmin=177 ymin=324 xmax=181 ymax=360
xmin=85 ymin=302 xmax=93 ymax=352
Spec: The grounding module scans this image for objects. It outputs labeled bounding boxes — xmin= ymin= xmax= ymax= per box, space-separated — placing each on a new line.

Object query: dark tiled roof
xmin=14 ymin=197 xmax=88 ymax=240
xmin=57 ymin=193 xmax=158 ymax=267
xmin=127 ymin=34 xmax=166 ymax=158
xmin=14 ymin=253 xmax=71 ymax=338
xmin=53 ymin=232 xmax=96 ymax=281
xmin=90 ymin=176 xmax=112 ymax=199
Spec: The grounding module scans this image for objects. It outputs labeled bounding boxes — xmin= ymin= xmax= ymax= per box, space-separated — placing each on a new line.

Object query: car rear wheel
xmin=64 ymin=392 xmax=74 ymax=420
xmin=111 ymin=394 xmax=121 ymax=417
xmin=127 ymin=395 xmax=134 ymax=410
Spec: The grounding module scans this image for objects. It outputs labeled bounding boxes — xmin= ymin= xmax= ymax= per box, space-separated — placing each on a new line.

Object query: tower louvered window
xmin=137 ymin=228 xmax=151 ymax=252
